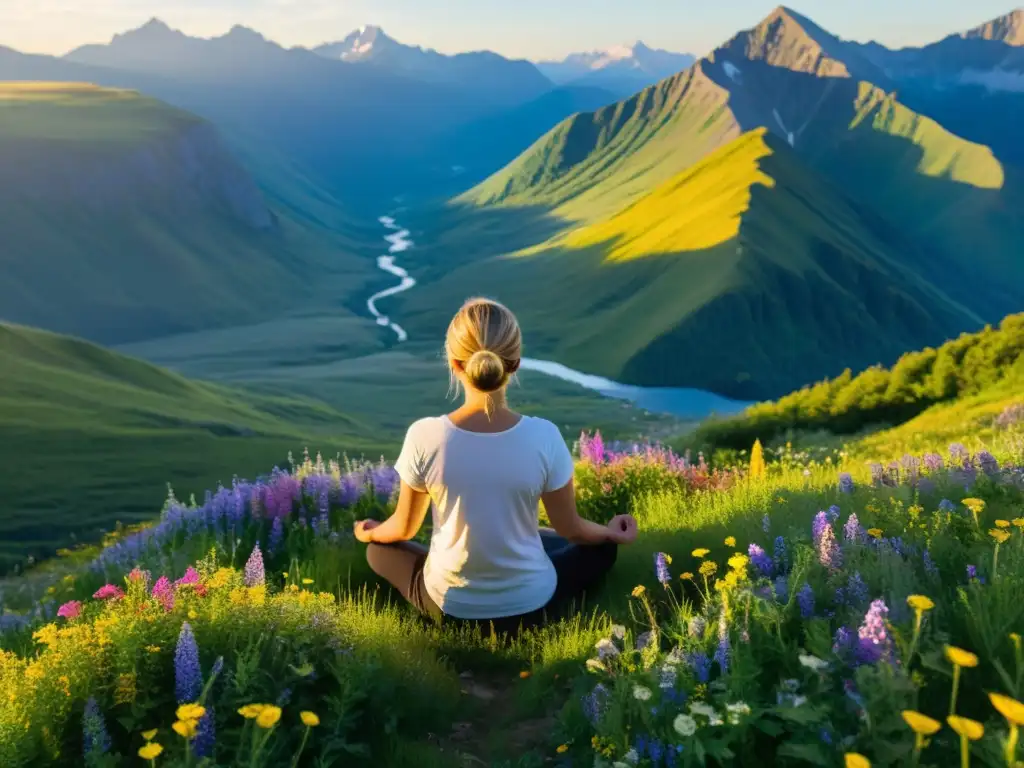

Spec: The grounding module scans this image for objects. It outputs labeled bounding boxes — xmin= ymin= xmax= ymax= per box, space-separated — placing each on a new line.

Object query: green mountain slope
xmin=405 ymin=129 xmax=979 ymax=399
xmin=0 ymin=82 xmax=370 ymax=345
xmin=459 ymin=7 xmax=1024 ymax=320
xmin=0 ymin=321 xmax=386 ymax=572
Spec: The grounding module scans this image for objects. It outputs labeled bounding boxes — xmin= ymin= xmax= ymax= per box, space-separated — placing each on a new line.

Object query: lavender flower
xmin=797 ymin=584 xmax=815 ymax=618
xmin=838 ymin=472 xmax=854 ymax=494
xmin=843 ymin=513 xmax=864 ymax=543
xmin=174 ymin=621 xmax=202 ymax=703
xmin=82 ymin=697 xmax=110 ymax=760
xmin=856 ymin=599 xmax=892 ymax=664
xmin=655 ymin=552 xmax=671 ymax=585
xmin=244 ymin=545 xmax=265 ymax=587
xmin=748 ymin=543 xmax=773 ymax=577
xmin=817 ymin=524 xmax=843 ymax=571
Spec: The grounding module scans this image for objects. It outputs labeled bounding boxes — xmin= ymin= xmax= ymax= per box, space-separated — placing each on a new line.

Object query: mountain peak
xmin=963 ymin=8 xmax=1024 ymax=45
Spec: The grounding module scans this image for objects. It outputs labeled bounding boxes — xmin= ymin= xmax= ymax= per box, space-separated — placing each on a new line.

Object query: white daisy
xmin=673 ymin=714 xmax=697 ymax=736
xmin=632 ymin=684 xmax=653 ymax=701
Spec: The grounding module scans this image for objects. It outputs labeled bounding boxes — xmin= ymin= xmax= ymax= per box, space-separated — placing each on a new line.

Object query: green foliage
xmin=694 ymin=313 xmax=1024 ymax=452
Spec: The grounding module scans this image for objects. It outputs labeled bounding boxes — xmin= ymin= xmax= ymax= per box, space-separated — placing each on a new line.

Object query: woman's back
xmin=395 ymin=414 xmax=574 ymax=619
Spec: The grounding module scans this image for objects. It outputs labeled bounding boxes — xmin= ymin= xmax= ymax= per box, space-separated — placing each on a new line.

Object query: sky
xmin=1 ymin=0 xmax=1019 ymax=60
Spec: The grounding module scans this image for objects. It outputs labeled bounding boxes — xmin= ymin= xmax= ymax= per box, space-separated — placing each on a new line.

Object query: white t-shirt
xmin=393 ymin=414 xmax=575 ymax=619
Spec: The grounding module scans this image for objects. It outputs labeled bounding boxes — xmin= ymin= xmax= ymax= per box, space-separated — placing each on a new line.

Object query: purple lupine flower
xmin=762 ymin=514 xmax=771 ymax=533
xmin=843 ymin=513 xmax=864 ymax=543
xmin=869 ymin=463 xmax=884 ymax=486
xmin=845 ymin=572 xmax=868 ymax=606
xmin=774 ymin=575 xmax=789 ymax=602
xmin=82 ymin=696 xmax=111 ymax=758
xmin=175 ymin=622 xmax=202 ymax=703
xmin=949 ymin=443 xmax=969 ymax=468
xmin=797 ymin=584 xmax=815 ymax=618
xmin=838 ymin=472 xmax=854 ymax=494
xmin=648 ymin=739 xmax=665 ymax=763
xmin=923 ymin=550 xmax=939 ymax=580
xmin=371 ymin=464 xmax=399 ymax=501
xmin=856 ymin=599 xmax=892 ymax=664
xmin=268 ymin=516 xmax=284 ymax=556
xmin=152 ymin=576 xmax=175 ymax=612
xmin=193 ymin=711 xmax=216 ymax=759
xmin=748 ymin=543 xmax=773 ymax=577
xmin=654 ymin=552 xmax=671 ymax=585
xmin=923 ymin=453 xmax=944 ymax=472
xmin=832 ymin=626 xmax=855 ymax=657
xmin=687 ymin=651 xmax=712 ymax=683
xmin=966 ymin=565 xmax=985 ymax=585
xmin=977 ymin=450 xmax=999 ymax=475
xmin=812 ymin=511 xmax=830 ymax=545
xmin=714 ymin=634 xmax=731 ymax=675
xmin=210 ymin=656 xmax=224 ymax=681
xmin=243 ymin=545 xmax=265 ymax=587
xmin=582 ymin=683 xmax=609 ymax=725
xmin=938 ymin=498 xmax=956 ymax=513
xmin=773 ymin=536 xmax=788 ymax=574
xmin=827 ymin=505 xmax=841 ymax=523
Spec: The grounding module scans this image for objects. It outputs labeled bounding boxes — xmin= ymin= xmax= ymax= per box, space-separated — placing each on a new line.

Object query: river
xmin=367 ymin=216 xmax=749 ymax=420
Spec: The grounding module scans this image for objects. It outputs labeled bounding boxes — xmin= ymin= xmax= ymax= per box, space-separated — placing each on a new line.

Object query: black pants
xmin=366 ymin=529 xmax=617 ymax=635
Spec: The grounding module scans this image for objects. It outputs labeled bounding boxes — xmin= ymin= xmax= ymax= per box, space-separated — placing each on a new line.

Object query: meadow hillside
xmin=690 ymin=312 xmax=1024 ymax=454
xmin=0 ymin=322 xmax=386 ymax=573
xmin=458 ymin=7 xmax=1024 ymax=323
xmin=0 ymin=83 xmax=376 ymax=345
xmin=403 ymin=129 xmax=981 ymax=400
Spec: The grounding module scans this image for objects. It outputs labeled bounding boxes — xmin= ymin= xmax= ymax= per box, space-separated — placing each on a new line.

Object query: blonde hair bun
xmin=465 ymin=349 xmax=507 ymax=393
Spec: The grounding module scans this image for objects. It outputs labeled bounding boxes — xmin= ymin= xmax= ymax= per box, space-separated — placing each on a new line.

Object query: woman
xmin=354 ymin=297 xmax=638 ymax=634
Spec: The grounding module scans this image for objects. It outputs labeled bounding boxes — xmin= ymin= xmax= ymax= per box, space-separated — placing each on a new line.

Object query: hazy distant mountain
xmin=537 ymin=42 xmax=695 ymax=95
xmin=312 ymin=25 xmax=552 ymax=104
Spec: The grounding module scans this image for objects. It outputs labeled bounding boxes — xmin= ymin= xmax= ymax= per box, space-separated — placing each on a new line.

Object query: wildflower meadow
xmin=2 ymin=407 xmax=1024 ymax=767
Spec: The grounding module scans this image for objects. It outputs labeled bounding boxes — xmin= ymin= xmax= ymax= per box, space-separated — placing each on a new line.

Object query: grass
xmin=1 ymin=409 xmax=1022 ymax=766
xmin=403 ymin=130 xmax=980 ymax=401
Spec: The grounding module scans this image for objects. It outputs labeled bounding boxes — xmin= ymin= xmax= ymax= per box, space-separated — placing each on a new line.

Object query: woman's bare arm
xmin=541 ymin=479 xmax=637 ymax=545
xmin=355 ymin=481 xmax=431 ymax=544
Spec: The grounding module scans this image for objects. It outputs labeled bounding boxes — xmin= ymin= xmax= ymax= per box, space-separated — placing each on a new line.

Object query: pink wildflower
xmin=151 ymin=576 xmax=175 ymax=613
xmin=57 ymin=600 xmax=83 ymax=620
xmin=175 ymin=567 xmax=200 ymax=588
xmin=92 ymin=584 xmax=125 ymax=601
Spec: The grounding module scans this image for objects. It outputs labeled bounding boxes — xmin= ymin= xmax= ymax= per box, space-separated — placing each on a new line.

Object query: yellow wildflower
xmin=138 ymin=743 xmax=164 ymax=760
xmin=662 ymin=554 xmax=672 ymax=564
xmin=844 ymin=754 xmax=871 ymax=768
xmin=680 ymin=572 xmax=694 ymax=580
xmin=519 ymin=670 xmax=531 ymax=679
xmin=866 ymin=528 xmax=883 ymax=539
xmin=1012 ymin=518 xmax=1024 ymax=529
xmin=238 ymin=704 xmax=265 ymax=719
xmin=631 ymin=585 xmax=646 ymax=598
xmin=995 ymin=520 xmax=1011 ymax=528
xmin=141 ymin=729 xmax=158 ymax=741
xmin=990 ymin=693 xmax=1024 ymax=726
xmin=283 ymin=572 xmax=289 ymax=578
xmin=187 ymin=609 xmax=198 ymax=620
xmin=300 ymin=711 xmax=320 ymax=727
xmin=990 ymin=528 xmax=1011 ymax=544
xmin=302 ymin=578 xmax=314 ymax=585
xmin=256 ymin=705 xmax=282 ymax=729
xmin=556 ymin=744 xmax=569 ymax=754
xmin=289 ymin=584 xmax=300 ymax=593
xmin=907 ymin=595 xmax=935 ymax=613
xmin=724 ymin=536 xmax=736 ymax=547
xmin=699 ymin=561 xmax=718 ymax=577
xmin=945 ymin=646 xmax=979 ymax=668
xmin=172 ymin=719 xmax=197 ymax=739
xmin=947 ymin=715 xmax=984 ymax=741
xmin=691 ymin=548 xmax=710 ymax=558
xmin=728 ymin=554 xmax=749 ymax=571
xmin=1011 ymin=633 xmax=1022 ymax=649
xmin=902 ymin=710 xmax=942 ymax=735
xmin=962 ymin=498 xmax=985 ymax=512
xmin=176 ymin=704 xmax=206 ymax=721
xmin=145 ymin=645 xmax=161 ymax=654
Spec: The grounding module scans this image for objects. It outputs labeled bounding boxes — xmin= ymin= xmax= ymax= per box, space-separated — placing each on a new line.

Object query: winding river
xmin=366 ymin=216 xmax=749 ymax=420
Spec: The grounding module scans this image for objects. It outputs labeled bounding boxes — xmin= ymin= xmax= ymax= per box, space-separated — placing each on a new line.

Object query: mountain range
xmin=537 ymin=42 xmax=697 ymax=95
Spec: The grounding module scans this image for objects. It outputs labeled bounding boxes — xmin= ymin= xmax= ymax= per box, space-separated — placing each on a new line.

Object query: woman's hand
xmin=605 ymin=514 xmax=638 ymax=545
xmin=353 ymin=519 xmax=381 ymax=544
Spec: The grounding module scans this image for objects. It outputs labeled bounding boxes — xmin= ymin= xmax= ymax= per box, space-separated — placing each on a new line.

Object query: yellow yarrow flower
xmin=724 ymin=536 xmax=736 ymax=547
xmin=995 ymin=520 xmax=1011 ymax=528
xmin=902 ymin=710 xmax=942 ymax=735
xmin=631 ymin=585 xmax=646 ymax=597
xmin=947 ymin=715 xmax=984 ymax=741
xmin=844 ymin=754 xmax=871 ymax=768
xmin=699 ymin=561 xmax=718 ymax=577
xmin=945 ymin=646 xmax=979 ymax=668
xmin=989 ymin=693 xmax=1024 ymax=726
xmin=238 ymin=704 xmax=266 ymax=719
xmin=990 ymin=528 xmax=1011 ymax=544
xmin=172 ymin=719 xmax=197 ymax=739
xmin=907 ymin=595 xmax=935 ymax=613
xmin=141 ymin=729 xmax=158 ymax=741
xmin=256 ymin=705 xmax=282 ymax=729
xmin=138 ymin=743 xmax=164 ymax=760
xmin=300 ymin=711 xmax=320 ymax=727
xmin=691 ymin=548 xmax=710 ymax=558
xmin=176 ymin=703 xmax=206 ymax=721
